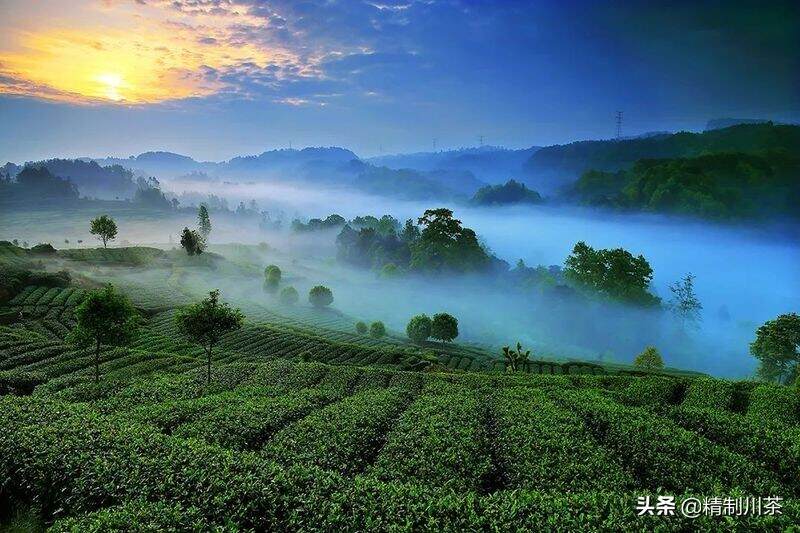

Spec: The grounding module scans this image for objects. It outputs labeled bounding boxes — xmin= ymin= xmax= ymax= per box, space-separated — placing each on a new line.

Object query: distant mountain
xmin=367 ymin=146 xmax=540 ymax=184
xmin=30 ymin=159 xmax=137 ymax=199
xmin=94 ymin=151 xmax=214 ymax=178
xmin=522 ymin=122 xmax=800 ymax=193
xmin=704 ymin=118 xmax=772 ymax=131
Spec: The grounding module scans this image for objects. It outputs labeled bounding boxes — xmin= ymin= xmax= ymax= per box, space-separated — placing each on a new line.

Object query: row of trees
xmin=355 ymin=320 xmax=386 ymax=338
xmin=69 ymin=286 xmax=243 ymax=386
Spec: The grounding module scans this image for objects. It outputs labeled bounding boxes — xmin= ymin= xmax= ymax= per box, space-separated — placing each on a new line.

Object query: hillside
xmin=367 ymin=146 xmax=541 ymax=184
xmin=1 ymin=242 xmax=797 ymax=529
xmin=523 ymin=123 xmax=800 ymax=193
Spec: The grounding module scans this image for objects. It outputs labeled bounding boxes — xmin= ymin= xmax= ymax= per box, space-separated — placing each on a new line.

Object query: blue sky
xmin=0 ymin=0 xmax=797 ymax=162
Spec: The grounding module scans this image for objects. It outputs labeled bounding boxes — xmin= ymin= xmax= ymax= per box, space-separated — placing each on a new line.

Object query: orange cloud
xmin=0 ymin=1 xmax=311 ymax=104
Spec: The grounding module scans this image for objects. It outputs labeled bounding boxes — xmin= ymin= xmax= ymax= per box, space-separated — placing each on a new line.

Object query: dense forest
xmin=571 ymin=150 xmax=800 ymax=219
xmin=471 ymin=179 xmax=543 ymax=206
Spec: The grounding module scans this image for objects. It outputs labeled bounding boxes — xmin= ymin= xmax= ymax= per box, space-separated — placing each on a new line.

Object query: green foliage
xmin=67 ymin=284 xmax=139 ymax=384
xmin=264 ymin=264 xmax=281 ymax=293
xmin=430 ymin=313 xmax=458 ymax=342
xmin=279 ymin=286 xmax=298 ymax=305
xmin=355 ymin=321 xmax=368 ymax=334
xmin=668 ymin=273 xmax=702 ymax=330
xmin=179 ymin=227 xmax=205 ymax=256
xmin=564 ymin=241 xmax=660 ymax=306
xmin=633 ymin=346 xmax=664 ymax=370
xmin=308 ymin=285 xmax=334 ymax=308
xmin=379 ymin=262 xmax=400 ymax=278
xmin=292 ymin=214 xmax=346 ymax=232
xmin=89 ymin=215 xmax=118 ymax=248
xmin=750 ymin=313 xmax=800 ymax=384
xmin=369 ymin=321 xmax=386 ymax=339
xmin=174 ymin=289 xmax=244 ymax=383
xmin=197 ymin=204 xmax=212 ymax=239
xmin=502 ymin=342 xmax=531 ymax=372
xmin=406 ymin=314 xmax=432 ymax=343
xmin=471 ymin=179 xmax=543 ymax=206
xmin=0 ymin=370 xmax=47 ymax=396
xmin=572 ymin=150 xmax=800 ymax=220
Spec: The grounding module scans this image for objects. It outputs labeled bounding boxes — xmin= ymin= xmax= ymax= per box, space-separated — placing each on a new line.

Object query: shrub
xmin=746 ymin=384 xmax=800 ymax=426
xmin=369 ymin=321 xmax=386 ymax=339
xmin=279 ymin=286 xmax=299 ymax=305
xmin=355 ymin=321 xmax=368 ymax=334
xmin=0 ymin=371 xmax=47 ymax=395
xmin=309 ymin=286 xmax=333 ymax=308
xmin=431 ymin=313 xmax=458 ymax=342
xmin=264 ymin=265 xmax=281 ymax=288
xmin=681 ymin=377 xmax=734 ymax=410
xmin=633 ymin=346 xmax=663 ymax=369
xmin=30 ymin=243 xmax=57 ymax=255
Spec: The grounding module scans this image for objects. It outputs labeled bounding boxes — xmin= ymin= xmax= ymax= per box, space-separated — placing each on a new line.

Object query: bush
xmin=279 ymin=286 xmax=299 ymax=305
xmin=264 ymin=265 xmax=281 ymax=286
xmin=681 ymin=377 xmax=734 ymax=410
xmin=746 ymin=384 xmax=800 ymax=426
xmin=369 ymin=321 xmax=386 ymax=339
xmin=406 ymin=314 xmax=432 ymax=343
xmin=30 ymin=243 xmax=57 ymax=255
xmin=633 ymin=346 xmax=663 ymax=369
xmin=0 ymin=371 xmax=47 ymax=395
xmin=309 ymin=286 xmax=333 ymax=308
xmin=355 ymin=321 xmax=368 ymax=334
xmin=431 ymin=313 xmax=458 ymax=342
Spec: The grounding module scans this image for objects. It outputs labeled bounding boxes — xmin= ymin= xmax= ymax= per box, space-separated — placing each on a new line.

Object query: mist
xmin=146 ymin=178 xmax=800 ymax=378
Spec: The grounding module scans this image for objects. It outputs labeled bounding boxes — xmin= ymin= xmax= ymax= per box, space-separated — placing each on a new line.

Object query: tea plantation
xmin=0 ymin=245 xmax=798 ymax=530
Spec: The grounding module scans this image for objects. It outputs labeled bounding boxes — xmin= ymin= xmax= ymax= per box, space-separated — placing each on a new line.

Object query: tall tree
xmin=668 ymin=273 xmax=702 ymax=330
xmin=89 ymin=215 xmax=118 ymax=248
xmin=750 ymin=313 xmax=800 ymax=384
xmin=198 ymin=205 xmax=212 ymax=240
xmin=67 ymin=284 xmax=139 ymax=385
xmin=175 ymin=289 xmax=244 ymax=384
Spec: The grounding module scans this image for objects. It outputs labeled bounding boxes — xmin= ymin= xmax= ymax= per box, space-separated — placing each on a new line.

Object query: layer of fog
xmin=152 ymin=178 xmax=800 ymax=378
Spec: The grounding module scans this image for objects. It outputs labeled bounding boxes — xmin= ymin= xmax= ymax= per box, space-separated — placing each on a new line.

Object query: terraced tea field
xmin=1 ymin=347 xmax=798 ymax=530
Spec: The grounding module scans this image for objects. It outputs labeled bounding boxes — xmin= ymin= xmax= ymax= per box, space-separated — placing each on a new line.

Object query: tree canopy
xmin=564 ymin=241 xmax=659 ymax=307
xmin=406 ymin=314 xmax=432 ymax=344
xmin=89 ymin=215 xmax=118 ymax=248
xmin=175 ymin=289 xmax=244 ymax=384
xmin=180 ymin=227 xmax=205 ymax=256
xmin=633 ymin=346 xmax=664 ymax=370
xmin=750 ymin=313 xmax=800 ymax=384
xmin=309 ymin=285 xmax=334 ymax=308
xmin=431 ymin=313 xmax=459 ymax=342
xmin=67 ymin=284 xmax=139 ymax=384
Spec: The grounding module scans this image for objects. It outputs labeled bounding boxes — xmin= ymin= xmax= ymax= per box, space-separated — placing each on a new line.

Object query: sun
xmin=96 ymin=72 xmax=124 ymax=101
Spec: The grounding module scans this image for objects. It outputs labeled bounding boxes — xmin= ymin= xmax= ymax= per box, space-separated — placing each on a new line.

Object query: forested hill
xmin=523 ymin=123 xmax=800 ymax=193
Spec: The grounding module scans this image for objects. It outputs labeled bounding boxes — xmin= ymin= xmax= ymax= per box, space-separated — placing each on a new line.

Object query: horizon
xmin=1 ymin=0 xmax=798 ymax=163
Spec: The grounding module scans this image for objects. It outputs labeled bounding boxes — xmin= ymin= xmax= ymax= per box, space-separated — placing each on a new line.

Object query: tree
xmin=633 ymin=346 xmax=664 ymax=370
xmin=309 ymin=285 xmax=333 ymax=308
xmin=431 ymin=313 xmax=458 ymax=343
xmin=369 ymin=321 xmax=386 ymax=338
xmin=175 ymin=289 xmax=243 ymax=384
xmin=668 ymin=273 xmax=702 ymax=330
xmin=180 ymin=227 xmax=205 ymax=255
xmin=67 ymin=284 xmax=138 ymax=385
xmin=198 ymin=205 xmax=212 ymax=240
xmin=279 ymin=286 xmax=298 ymax=305
xmin=750 ymin=313 xmax=800 ymax=384
xmin=564 ymin=241 xmax=660 ymax=306
xmin=264 ymin=265 xmax=282 ymax=290
xmin=355 ymin=321 xmax=368 ymax=334
xmin=89 ymin=215 xmax=118 ymax=248
xmin=503 ymin=342 xmax=531 ymax=372
xmin=406 ymin=314 xmax=432 ymax=343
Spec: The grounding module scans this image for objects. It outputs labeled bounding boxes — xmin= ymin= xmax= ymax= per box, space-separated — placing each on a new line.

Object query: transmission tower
xmin=615 ymin=111 xmax=623 ymax=139
xmin=478 ymin=134 xmax=484 ymax=147
xmin=433 ymin=138 xmax=437 ymax=151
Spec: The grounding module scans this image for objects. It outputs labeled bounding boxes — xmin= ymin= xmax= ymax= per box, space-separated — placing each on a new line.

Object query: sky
xmin=0 ymin=0 xmax=798 ymax=162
